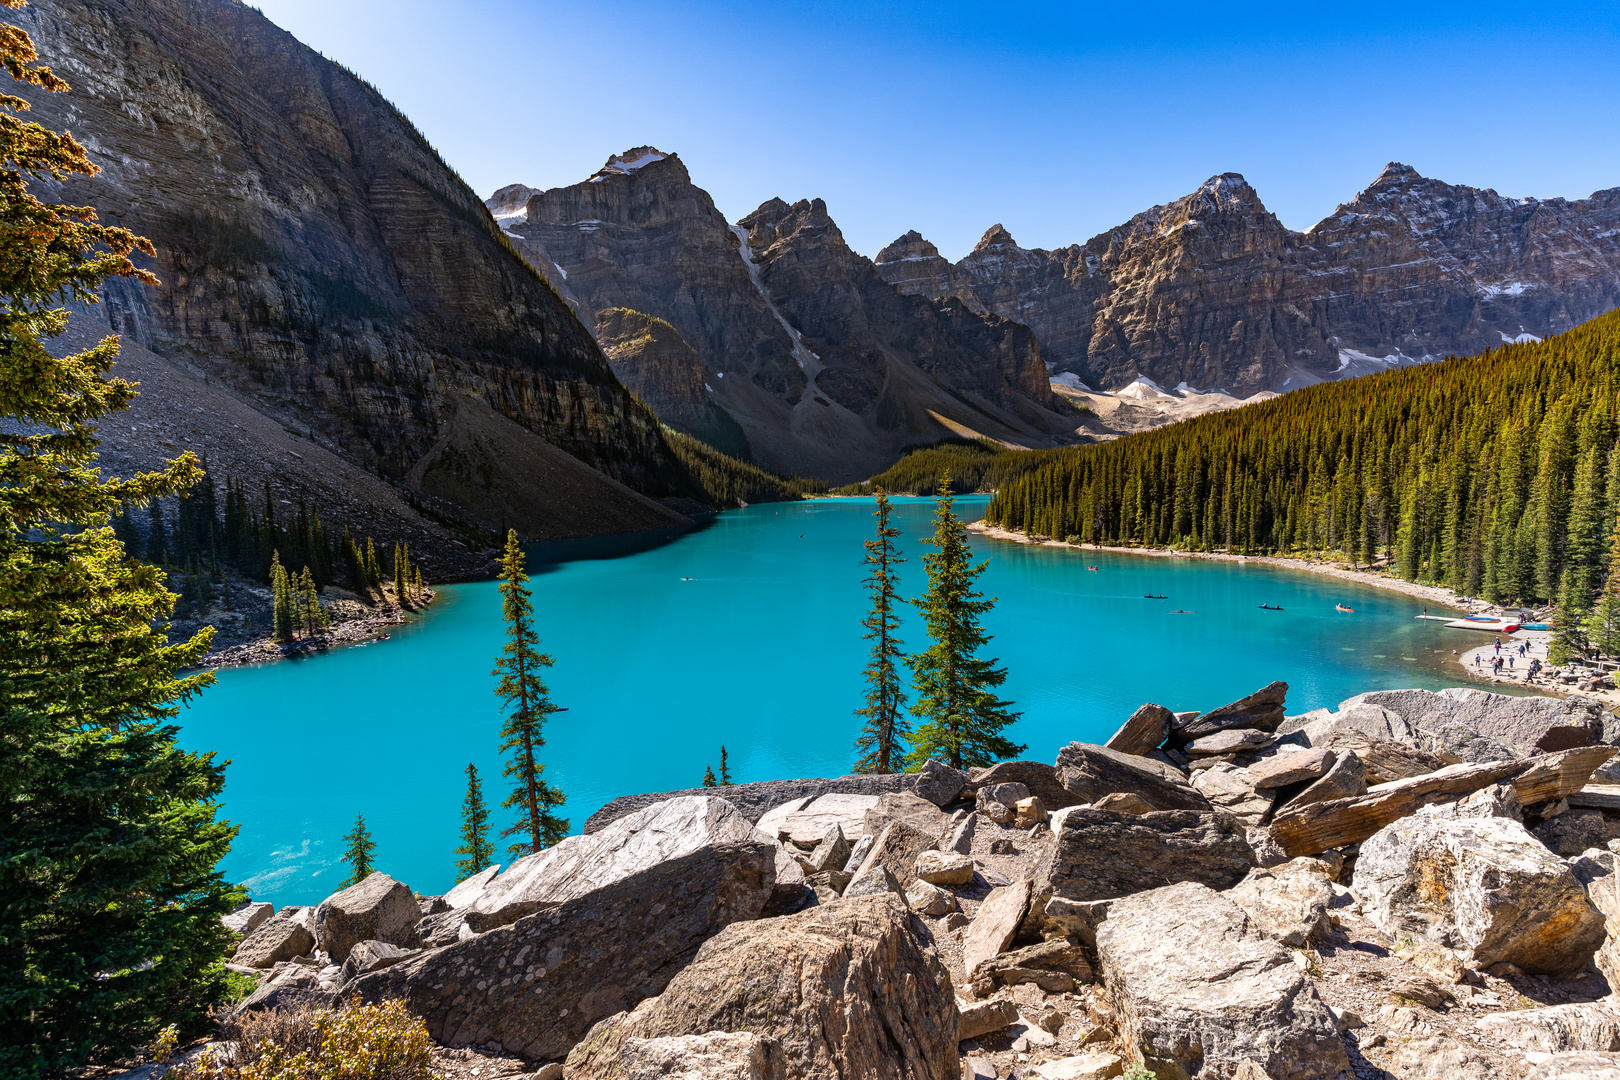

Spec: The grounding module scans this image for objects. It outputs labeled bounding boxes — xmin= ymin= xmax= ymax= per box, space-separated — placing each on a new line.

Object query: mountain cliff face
xmin=13 ymin=0 xmax=691 ymax=544
xmin=494 ymin=150 xmax=1076 ymax=482
xmin=875 ymin=166 xmax=1620 ymax=395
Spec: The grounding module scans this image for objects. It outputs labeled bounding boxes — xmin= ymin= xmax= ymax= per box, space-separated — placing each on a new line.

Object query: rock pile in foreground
xmin=214 ymin=684 xmax=1620 ymax=1079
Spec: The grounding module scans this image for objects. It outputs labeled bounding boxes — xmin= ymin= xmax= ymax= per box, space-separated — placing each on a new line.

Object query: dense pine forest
xmin=986 ymin=309 xmax=1620 ymax=609
xmin=836 ymin=438 xmax=1070 ymax=496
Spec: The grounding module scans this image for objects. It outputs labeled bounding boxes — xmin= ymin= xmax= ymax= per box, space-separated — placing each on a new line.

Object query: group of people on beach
xmin=1472 ymin=635 xmax=1542 ymax=681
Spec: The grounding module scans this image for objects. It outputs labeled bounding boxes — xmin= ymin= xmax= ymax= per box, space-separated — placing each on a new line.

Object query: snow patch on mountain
xmin=590 ymin=147 xmax=669 ymax=182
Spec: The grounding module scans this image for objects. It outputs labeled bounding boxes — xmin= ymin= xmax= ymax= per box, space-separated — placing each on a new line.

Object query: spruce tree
xmin=365 ymin=535 xmax=380 ymax=590
xmin=0 ymin=11 xmax=237 ymax=1071
xmin=393 ymin=542 xmax=406 ymax=604
xmin=270 ymin=551 xmax=294 ymax=643
xmin=702 ymin=764 xmax=717 ymax=787
xmin=144 ymin=498 xmax=167 ymax=564
xmin=1551 ymin=568 xmax=1591 ymax=665
xmin=719 ymin=745 xmax=732 ymax=785
xmin=852 ymin=488 xmax=910 ymax=773
xmin=340 ymin=813 xmax=376 ymax=887
xmin=453 ymin=763 xmax=495 ymax=878
xmin=299 ymin=565 xmax=326 ymax=633
xmin=493 ymin=530 xmax=569 ymax=855
xmin=906 ymin=478 xmax=1025 ymax=769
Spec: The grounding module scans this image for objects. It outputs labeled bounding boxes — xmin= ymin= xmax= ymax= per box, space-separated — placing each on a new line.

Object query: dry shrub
xmin=167 ymin=1000 xmax=434 ymax=1080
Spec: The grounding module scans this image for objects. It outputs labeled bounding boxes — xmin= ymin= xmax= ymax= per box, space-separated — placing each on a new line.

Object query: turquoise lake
xmin=177 ymin=495 xmax=1485 ymax=905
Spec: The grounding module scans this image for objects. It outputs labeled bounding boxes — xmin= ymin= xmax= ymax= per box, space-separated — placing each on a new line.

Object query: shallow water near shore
xmin=178 ymin=495 xmax=1494 ymax=905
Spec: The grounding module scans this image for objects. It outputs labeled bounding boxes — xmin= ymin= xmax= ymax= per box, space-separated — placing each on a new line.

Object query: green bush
xmin=165 ymin=1001 xmax=435 ymax=1080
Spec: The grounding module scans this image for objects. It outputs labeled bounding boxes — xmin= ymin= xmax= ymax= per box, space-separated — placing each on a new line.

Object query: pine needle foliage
xmin=0 ymin=6 xmax=238 ymax=1070
xmin=492 ymin=530 xmax=569 ymax=856
xmin=341 ymin=813 xmax=376 ymax=888
xmin=986 ymin=310 xmax=1620 ymax=605
xmin=453 ymin=762 xmax=495 ymax=879
xmin=906 ymin=478 xmax=1025 ymax=769
xmin=852 ymin=489 xmax=911 ymax=773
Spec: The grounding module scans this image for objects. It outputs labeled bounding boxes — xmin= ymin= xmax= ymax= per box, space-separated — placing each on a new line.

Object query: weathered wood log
xmin=1269 ymin=746 xmax=1617 ymax=857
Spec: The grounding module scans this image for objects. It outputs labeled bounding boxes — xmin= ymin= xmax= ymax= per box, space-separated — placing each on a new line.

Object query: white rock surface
xmin=1095 ymin=881 xmax=1350 ymax=1080
xmin=755 ymin=793 xmax=880 ymax=847
xmin=469 ymin=796 xmax=765 ymax=930
xmin=443 ymin=864 xmax=500 ymax=909
xmin=620 ymin=1031 xmax=779 ymax=1080
xmin=1353 ymin=811 xmax=1605 ymax=976
xmin=1226 ymin=859 xmax=1335 ymax=947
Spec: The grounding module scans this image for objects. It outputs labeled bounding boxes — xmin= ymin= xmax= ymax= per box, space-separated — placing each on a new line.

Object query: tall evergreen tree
xmin=299 ymin=565 xmax=326 ymax=634
xmin=1551 ymin=568 xmax=1592 ymax=666
xmin=144 ymin=497 xmax=166 ymax=564
xmin=493 ymin=530 xmax=569 ymax=855
xmin=270 ymin=551 xmax=294 ymax=643
xmin=0 ymin=10 xmax=237 ymax=1071
xmin=453 ymin=763 xmax=495 ymax=878
xmin=340 ymin=813 xmax=376 ymax=887
xmin=906 ymin=479 xmax=1025 ymax=769
xmin=718 ymin=745 xmax=732 ymax=785
xmin=852 ymin=488 xmax=910 ymax=773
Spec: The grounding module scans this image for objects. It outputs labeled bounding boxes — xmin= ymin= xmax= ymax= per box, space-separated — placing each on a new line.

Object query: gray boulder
xmin=346 ymin=834 xmax=776 ymax=1062
xmin=338 ymin=939 xmax=414 ymax=984
xmin=1342 ymin=687 xmax=1603 ymax=759
xmin=958 ymin=997 xmax=1021 ymax=1040
xmin=1476 ymin=1002 xmax=1620 ymax=1053
xmin=232 ymin=915 xmax=315 ymax=969
xmin=1279 ymin=750 xmax=1366 ymax=811
xmin=443 ymin=864 xmax=500 ymax=909
xmin=1246 ymin=748 xmax=1334 ymax=790
xmin=864 ymin=791 xmax=947 ymax=837
xmin=1096 ymin=881 xmax=1350 ymax=1080
xmin=756 ymin=793 xmax=880 ymax=848
xmin=1186 ymin=729 xmax=1274 ymax=756
xmin=1226 ymin=860 xmax=1334 ymax=947
xmin=620 ymin=1032 xmax=781 ymax=1080
xmin=803 ymin=824 xmax=850 ymax=874
xmin=843 ymin=863 xmax=904 ymax=898
xmin=1030 ymin=808 xmax=1256 ymax=911
xmin=963 ymin=880 xmax=1030 ymax=976
xmin=469 ymin=796 xmax=766 ymax=930
xmin=1525 ymin=1052 xmax=1620 ymax=1080
xmin=1189 ymin=763 xmax=1275 ymax=826
xmin=850 ymin=819 xmax=937 ymax=890
xmin=1172 ymin=681 xmax=1289 ymax=742
xmin=313 ymin=872 xmax=421 ymax=964
xmin=915 ymin=849 xmax=974 ymax=886
xmin=563 ymin=895 xmax=959 ymax=1080
xmin=1055 ymin=742 xmax=1210 ymax=812
xmin=972 ymin=759 xmax=1083 ymax=810
xmin=222 ymin=901 xmax=274 ymax=937
xmin=1353 ymin=810 xmax=1606 ymax=976
xmin=914 ymin=760 xmax=968 ymax=807
xmin=942 ymin=811 xmax=975 ymax=856
xmin=1105 ymin=702 xmax=1174 ymax=756
xmin=904 ymin=879 xmax=956 ymax=916
xmin=584 ymin=773 xmax=915 ymax=833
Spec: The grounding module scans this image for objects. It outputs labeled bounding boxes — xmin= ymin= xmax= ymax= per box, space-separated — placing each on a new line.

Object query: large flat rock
xmin=1345 ymin=687 xmax=1609 ymax=757
xmin=1173 ymin=681 xmax=1289 ymax=742
xmin=468 ymin=796 xmax=765 ymax=930
xmin=1025 ymin=809 xmax=1254 ymax=938
xmin=564 ymin=895 xmax=958 ymax=1080
xmin=585 ymin=774 xmax=915 ymax=833
xmin=346 ymin=836 xmax=776 ymax=1062
xmin=1055 ymin=742 xmax=1209 ymax=812
xmin=756 ymin=793 xmax=881 ymax=847
xmin=1096 ymin=881 xmax=1349 ymax=1080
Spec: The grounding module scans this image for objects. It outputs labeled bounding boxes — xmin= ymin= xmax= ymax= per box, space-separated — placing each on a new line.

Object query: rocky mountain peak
xmin=875 ymin=230 xmax=942 ymax=265
xmin=974 ymin=224 xmax=1018 ymax=253
xmin=1192 ymin=172 xmax=1267 ymax=216
xmin=592 ymin=146 xmax=672 ymax=181
xmin=487 ymin=183 xmax=540 ymax=222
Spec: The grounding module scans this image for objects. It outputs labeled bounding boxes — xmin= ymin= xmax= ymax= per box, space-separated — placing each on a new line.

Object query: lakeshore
xmin=966 ymin=520 xmax=1620 ymax=705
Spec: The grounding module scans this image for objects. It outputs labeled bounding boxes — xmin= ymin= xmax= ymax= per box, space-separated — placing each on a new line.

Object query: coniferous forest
xmin=985 ymin=309 xmax=1620 ymax=608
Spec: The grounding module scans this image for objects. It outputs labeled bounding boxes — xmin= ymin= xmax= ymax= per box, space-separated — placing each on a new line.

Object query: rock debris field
xmin=187 ymin=683 xmax=1620 ymax=1080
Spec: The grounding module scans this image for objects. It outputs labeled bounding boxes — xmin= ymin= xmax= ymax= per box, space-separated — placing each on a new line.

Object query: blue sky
xmin=253 ymin=0 xmax=1620 ymax=261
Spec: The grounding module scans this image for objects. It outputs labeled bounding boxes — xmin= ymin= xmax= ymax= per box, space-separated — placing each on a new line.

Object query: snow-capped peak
xmin=589 ymin=146 xmax=670 ymax=182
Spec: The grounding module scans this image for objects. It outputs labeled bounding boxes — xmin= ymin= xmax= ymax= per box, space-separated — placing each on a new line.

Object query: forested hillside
xmin=986 ymin=309 xmax=1620 ymax=607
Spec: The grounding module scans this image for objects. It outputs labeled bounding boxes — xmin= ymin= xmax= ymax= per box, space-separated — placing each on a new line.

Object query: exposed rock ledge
xmin=208 ymin=681 xmax=1620 ymax=1080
